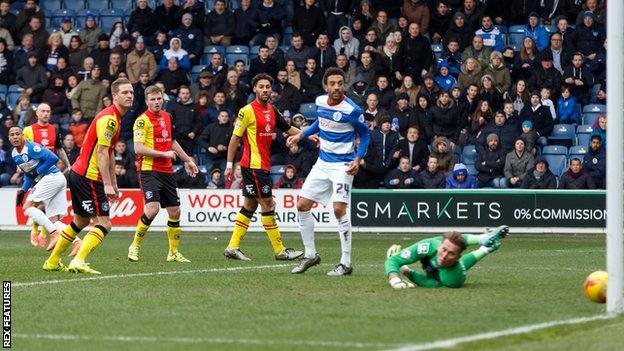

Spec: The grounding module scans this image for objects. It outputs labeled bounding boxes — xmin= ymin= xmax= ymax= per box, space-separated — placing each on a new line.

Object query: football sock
xmin=48 ymin=222 xmax=81 ymax=265
xmin=40 ymin=226 xmax=48 ymax=238
xmin=298 ymin=211 xmax=316 ymax=258
xmin=464 ymin=234 xmax=485 ymax=245
xmin=338 ymin=215 xmax=352 ymax=267
xmin=261 ymin=211 xmax=284 ymax=254
xmin=227 ymin=208 xmax=253 ymax=249
xmin=32 ymin=222 xmax=39 ymax=234
xmin=24 ymin=207 xmax=56 ymax=233
xmin=167 ymin=218 xmax=181 ymax=253
xmin=132 ymin=214 xmax=153 ymax=247
xmin=74 ymin=225 xmax=108 ymax=262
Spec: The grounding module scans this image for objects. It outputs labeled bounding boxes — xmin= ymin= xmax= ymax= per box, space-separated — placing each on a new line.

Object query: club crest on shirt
xmin=265 ymin=113 xmax=271 ymax=121
xmin=332 ymin=111 xmax=342 ymax=121
xmin=159 ymin=118 xmax=166 ymax=128
xmin=33 ymin=145 xmax=41 ymax=152
xmin=358 ymin=114 xmax=365 ymax=123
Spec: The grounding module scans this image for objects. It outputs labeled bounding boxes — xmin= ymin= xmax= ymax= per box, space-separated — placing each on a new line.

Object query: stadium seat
xmin=0 ymin=84 xmax=8 ymax=96
xmin=10 ymin=1 xmax=24 ymax=13
xmin=7 ymin=92 xmax=21 ymax=107
xmin=494 ymin=24 xmax=507 ymax=34
xmin=270 ymin=165 xmax=285 ymax=183
xmin=204 ymin=45 xmax=225 ymax=56
xmin=545 ymin=25 xmax=557 ymax=33
xmin=576 ymin=133 xmax=591 ymax=148
xmin=86 ymin=0 xmax=109 ymax=11
xmin=431 ymin=43 xmax=443 ymax=60
xmin=544 ymin=155 xmax=567 ymax=176
xmin=461 ymin=145 xmax=477 ymax=165
xmin=40 ymin=0 xmax=63 ymax=11
xmin=249 ymin=45 xmax=261 ymax=60
xmin=582 ymin=112 xmax=600 ymax=126
xmin=465 ymin=164 xmax=478 ymax=177
xmin=298 ymin=103 xmax=317 ymax=120
xmin=8 ymin=84 xmax=22 ymax=93
xmin=541 ymin=145 xmax=568 ymax=156
xmin=226 ymin=53 xmax=248 ymax=66
xmin=172 ymin=165 xmax=183 ymax=172
xmin=548 ymin=124 xmax=575 ymax=147
xmin=111 ymin=0 xmax=135 ymax=9
xmin=226 ymin=45 xmax=250 ymax=55
xmin=576 ymin=124 xmax=593 ymax=134
xmin=205 ymin=0 xmax=215 ymax=10
xmin=569 ymin=145 xmax=588 ymax=160
xmin=99 ymin=8 xmax=124 ymax=32
xmin=51 ymin=9 xmax=76 ymax=28
xmin=282 ymin=26 xmax=293 ymax=45
xmin=508 ymin=25 xmax=524 ymax=33
xmin=582 ymin=104 xmax=606 ymax=113
xmin=191 ymin=65 xmax=205 ymax=73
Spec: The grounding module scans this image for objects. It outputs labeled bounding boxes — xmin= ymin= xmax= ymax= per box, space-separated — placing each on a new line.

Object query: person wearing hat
xmin=571 ymin=10 xmax=605 ymax=61
xmin=521 ymin=156 xmax=557 ymax=189
xmin=518 ymin=90 xmax=554 ymax=142
xmin=176 ymin=0 xmax=206 ymax=30
xmin=79 ymin=14 xmax=101 ymax=49
xmin=154 ymin=0 xmax=181 ymax=35
xmin=504 ymin=136 xmax=535 ymax=188
xmin=575 ymin=1 xmax=605 ymax=26
xmin=483 ymin=50 xmax=511 ymax=95
xmin=59 ymin=17 xmax=78 ymax=47
xmin=371 ymin=116 xmax=399 ymax=168
xmin=190 ymin=70 xmax=215 ymax=97
xmin=15 ymin=51 xmax=47 ymax=103
xmin=90 ymin=33 xmax=111 ymax=69
xmin=475 ymin=133 xmax=506 ymax=188
xmin=159 ymin=37 xmax=190 ymax=72
xmin=444 ymin=11 xmax=473 ymax=51
xmin=171 ymin=12 xmax=203 ymax=66
xmin=389 ymin=92 xmax=415 ymax=138
xmin=126 ymin=35 xmax=157 ymax=84
xmin=445 ymin=163 xmax=477 ymax=189
xmin=528 ymin=51 xmax=563 ymax=101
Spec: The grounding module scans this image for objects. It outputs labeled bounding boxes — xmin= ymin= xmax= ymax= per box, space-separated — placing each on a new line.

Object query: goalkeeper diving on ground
xmin=385 ymin=225 xmax=509 ymax=289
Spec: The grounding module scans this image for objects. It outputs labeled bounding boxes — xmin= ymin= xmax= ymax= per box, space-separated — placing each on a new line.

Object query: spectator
xmin=191 ymin=70 xmax=216 ymax=98
xmin=556 ymin=16 xmax=575 ymax=53
xmin=169 ymin=85 xmax=200 ymax=156
xmin=435 ymin=61 xmax=457 ymax=92
xmin=385 ymin=156 xmax=418 ymax=189
xmin=76 ymin=57 xmax=93 ymax=82
xmin=109 ymin=22 xmax=126 ymax=50
xmin=440 ymin=38 xmax=463 ymax=78
xmin=272 ymin=69 xmax=301 ymax=116
xmin=403 ymin=0 xmax=429 ymax=33
xmin=524 ymin=12 xmax=549 ymax=51
xmin=457 ymin=57 xmax=482 ymax=90
xmin=556 ymin=85 xmax=579 ymax=124
xmin=67 ymin=36 xmax=88 ymax=71
xmin=429 ymin=1 xmax=452 ymax=45
xmin=372 ymin=117 xmax=400 ymax=169
xmin=469 ymin=99 xmax=491 ymax=145
xmin=582 ymin=135 xmax=606 ymax=189
xmin=389 ymin=93 xmax=415 ymax=137
xmin=519 ymin=91 xmax=554 ymax=141
xmin=483 ymin=51 xmax=511 ymax=95
xmin=207 ymin=168 xmax=223 ymax=189
xmin=476 ymin=133 xmax=506 ymax=188
xmin=249 ymin=45 xmax=279 ymax=81
xmin=157 ymin=57 xmax=190 ymax=96
xmin=421 ymin=73 xmax=443 ymax=105
xmin=204 ymin=0 xmax=235 ymax=47
xmin=522 ymin=156 xmax=557 ymax=189
xmin=159 ymin=37 xmax=190 ymax=72
xmin=292 ymin=0 xmax=325 ymax=47
xmin=395 ymin=74 xmax=420 ymax=107
xmin=370 ymin=10 xmax=395 ymax=42
xmin=0 ymin=1 xmax=16 ymax=39
xmin=177 ymin=0 xmax=206 ymax=29
xmin=519 ymin=120 xmax=538 ymax=155
xmin=127 ymin=0 xmax=155 ymax=37
xmin=478 ymin=110 xmax=520 ymax=153
xmin=15 ymin=0 xmax=43 ymax=36
xmin=396 ymin=23 xmax=432 ymax=85
xmin=125 ymin=36 xmax=157 ymax=84
xmin=67 ymin=108 xmax=88 ymax=148
xmin=202 ymin=52 xmax=228 ymax=88
xmin=61 ymin=133 xmax=79 ymax=165
xmin=150 ymin=31 xmax=169 ymax=64
xmin=478 ymin=74 xmax=503 ymax=110
xmin=547 ymin=32 xmax=571 ymax=74
xmin=79 ymin=15 xmax=102 ymax=51
xmin=273 ymin=164 xmax=304 ymax=189
xmin=285 ymin=34 xmax=312 ymax=71
xmin=475 ymin=15 xmax=504 ymax=52
xmin=284 ymin=59 xmax=301 ymax=90
xmin=154 ymin=0 xmax=181 ymax=34
xmin=55 ymin=17 xmax=76 ymax=49
xmin=13 ymin=33 xmax=37 ymax=73
xmin=461 ymin=35 xmax=491 ymax=71
xmin=394 ymin=126 xmax=429 ymax=172
xmin=529 ymin=52 xmax=563 ymax=103
xmin=42 ymin=76 xmax=70 ymax=126
xmin=352 ymin=137 xmax=385 ymax=188
xmin=559 ymin=157 xmax=596 ymax=190
xmin=540 ymin=87 xmax=557 ymax=122
xmin=504 ymin=136 xmax=534 ymax=188
xmin=370 ymin=75 xmax=394 ymax=111
xmin=509 ymin=79 xmax=530 ymax=113
xmin=114 ymin=139 xmax=137 ymax=179
xmin=346 ymin=73 xmax=370 ymax=108
xmin=171 ymin=12 xmax=204 ymax=66
xmin=364 ymin=93 xmax=390 ymax=126
xmin=90 ymin=33 xmax=111 ymax=69
xmin=313 ymin=33 xmax=336 ymax=71
xmin=198 ymin=110 xmax=232 ymax=172
xmin=13 ymin=93 xmax=35 ymax=128
xmin=460 ymin=0 xmax=483 ymax=32
xmin=430 ymin=136 xmax=455 ymax=174
xmin=232 ymin=0 xmax=259 ymax=45
xmin=431 ymin=91 xmax=462 ymax=144
xmin=173 ymin=156 xmax=206 ymax=188
xmin=251 ymin=0 xmax=286 ymax=46
xmin=222 ymin=70 xmax=249 ymax=112
xmin=0 ymin=37 xmax=12 ymax=85
xmin=515 ymin=36 xmax=539 ymax=81
xmin=204 ymin=91 xmax=232 ymax=127
xmin=334 ymin=26 xmax=360 ymax=64
xmin=416 ymin=156 xmax=446 ymax=189
xmin=16 ymin=51 xmax=47 ymax=103
xmin=101 ymin=51 xmax=124 ymax=83
xmin=445 ymin=11 xmax=473 ymax=51
xmin=446 ymin=163 xmax=478 ymax=189
xmin=71 ymin=66 xmax=106 ymax=120
xmin=0 ymin=138 xmax=13 ymax=185
xmin=414 ymin=95 xmax=433 ymax=142
xmin=225 ymin=162 xmax=244 ymax=189
xmin=265 ymin=35 xmax=285 ymax=70
xmin=591 ymin=114 xmax=606 ymax=148
xmin=299 ymin=57 xmax=323 ymax=103
xmin=563 ymin=52 xmax=594 ymax=105
xmin=351 ymin=1 xmax=374 ymax=36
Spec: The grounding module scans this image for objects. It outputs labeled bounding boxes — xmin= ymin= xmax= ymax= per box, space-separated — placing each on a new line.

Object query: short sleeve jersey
xmin=233 ymin=99 xmax=290 ymax=171
xmin=23 ymin=123 xmax=61 ymax=152
xmin=133 ymin=109 xmax=174 ymax=173
xmin=71 ymin=104 xmax=122 ymax=181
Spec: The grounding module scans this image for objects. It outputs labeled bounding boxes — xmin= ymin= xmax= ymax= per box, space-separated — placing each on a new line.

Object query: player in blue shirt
xmin=9 ymin=126 xmax=70 ymax=270
xmin=287 ymin=67 xmax=371 ymax=276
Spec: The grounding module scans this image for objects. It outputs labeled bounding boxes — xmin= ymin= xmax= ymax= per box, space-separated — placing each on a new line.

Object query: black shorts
xmin=139 ymin=171 xmax=180 ymax=207
xmin=241 ymin=167 xmax=272 ymax=198
xmin=69 ymin=170 xmax=110 ymax=217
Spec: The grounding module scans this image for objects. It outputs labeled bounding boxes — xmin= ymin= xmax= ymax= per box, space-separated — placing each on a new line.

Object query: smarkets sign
xmin=351 ymin=190 xmax=606 ymax=228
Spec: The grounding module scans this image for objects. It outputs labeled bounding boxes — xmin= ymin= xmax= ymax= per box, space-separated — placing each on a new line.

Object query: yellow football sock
xmin=32 ymin=222 xmax=39 ymax=233
xmin=262 ymin=211 xmax=284 ymax=254
xmin=166 ymin=219 xmax=181 ymax=253
xmin=47 ymin=222 xmax=80 ymax=265
xmin=74 ymin=225 xmax=107 ymax=262
xmin=132 ymin=214 xmax=153 ymax=247
xmin=227 ymin=209 xmax=253 ymax=249
xmin=40 ymin=226 xmax=48 ymax=238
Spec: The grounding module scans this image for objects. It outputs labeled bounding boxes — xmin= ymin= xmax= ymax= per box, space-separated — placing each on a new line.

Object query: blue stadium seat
xmin=545 ymin=25 xmax=557 ymax=33
xmin=111 ymin=0 xmax=135 ymax=9
xmin=465 ymin=164 xmax=478 ymax=177
xmin=508 ymin=33 xmax=525 ymax=48
xmin=582 ymin=112 xmax=600 ymax=126
xmin=270 ymin=165 xmax=284 ymax=183
xmin=40 ymin=0 xmax=63 ymax=11
xmin=298 ymin=103 xmax=317 ymax=121
xmin=461 ymin=145 xmax=477 ymax=165
xmin=249 ymin=45 xmax=261 ymax=60
xmin=99 ymin=8 xmax=125 ymax=32
xmin=494 ymin=24 xmax=507 ymax=34
xmin=205 ymin=0 xmax=215 ymax=10
xmin=8 ymin=84 xmax=21 ymax=93
xmin=10 ymin=1 xmax=24 ymax=13
xmin=0 ymin=85 xmax=7 ymax=95
xmin=544 ymin=155 xmax=567 ymax=176
xmin=226 ymin=45 xmax=250 ymax=55
xmin=204 ymin=45 xmax=225 ymax=55
xmin=72 ymin=0 xmax=88 ymax=10
xmin=548 ymin=124 xmax=575 ymax=147
xmin=282 ymin=27 xmax=293 ymax=46
xmin=576 ymin=133 xmax=591 ymax=148
xmin=541 ymin=145 xmax=568 ymax=156
xmin=582 ymin=104 xmax=606 ymax=113
xmin=7 ymin=92 xmax=21 ymax=107
xmin=576 ymin=124 xmax=593 ymax=134
xmin=51 ymin=9 xmax=76 ymax=28
xmin=191 ymin=65 xmax=205 ymax=73
xmin=226 ymin=53 xmax=248 ymax=66
xmin=569 ymin=145 xmax=588 ymax=157
xmin=87 ymin=0 xmax=110 ymax=11
xmin=508 ymin=25 xmax=524 ymax=33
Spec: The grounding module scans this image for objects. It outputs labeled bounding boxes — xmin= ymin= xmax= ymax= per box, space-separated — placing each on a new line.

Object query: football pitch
xmin=1 ymin=230 xmax=623 ymax=351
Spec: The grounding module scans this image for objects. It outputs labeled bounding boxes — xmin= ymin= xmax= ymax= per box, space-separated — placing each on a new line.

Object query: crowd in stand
xmin=0 ymin=0 xmax=608 ymax=190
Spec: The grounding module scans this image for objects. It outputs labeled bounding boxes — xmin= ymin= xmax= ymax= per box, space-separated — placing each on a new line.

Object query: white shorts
xmin=300 ymin=160 xmax=354 ymax=206
xmin=27 ymin=172 xmax=68 ymax=217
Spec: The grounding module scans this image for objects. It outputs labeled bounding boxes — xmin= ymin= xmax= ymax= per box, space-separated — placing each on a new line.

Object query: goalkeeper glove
xmin=386 ymin=244 xmax=402 ymax=258
xmin=389 ymin=276 xmax=415 ymax=289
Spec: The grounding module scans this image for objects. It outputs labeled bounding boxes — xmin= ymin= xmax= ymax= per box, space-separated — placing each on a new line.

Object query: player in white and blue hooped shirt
xmin=9 ymin=126 xmax=67 ymax=248
xmin=287 ymin=67 xmax=371 ymax=276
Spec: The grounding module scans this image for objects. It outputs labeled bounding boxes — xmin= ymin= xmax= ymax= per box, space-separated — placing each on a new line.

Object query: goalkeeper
xmin=385 ymin=226 xmax=509 ymax=289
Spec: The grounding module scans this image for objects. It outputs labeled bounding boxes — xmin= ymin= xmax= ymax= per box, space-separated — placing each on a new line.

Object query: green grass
xmin=0 ymin=231 xmax=621 ymax=351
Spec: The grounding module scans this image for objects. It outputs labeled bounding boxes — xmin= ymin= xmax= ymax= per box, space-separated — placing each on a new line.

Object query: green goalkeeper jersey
xmin=384 ymin=235 xmax=479 ymax=288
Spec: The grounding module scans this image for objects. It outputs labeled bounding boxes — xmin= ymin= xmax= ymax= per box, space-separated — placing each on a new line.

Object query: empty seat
xmin=582 ymin=104 xmax=606 ymax=113
xmin=8 ymin=84 xmax=22 ymax=93
xmin=270 ymin=165 xmax=285 ymax=183
xmin=576 ymin=134 xmax=591 ymax=148
xmin=298 ymin=103 xmax=317 ymax=120
xmin=86 ymin=0 xmax=109 ymax=11
xmin=541 ymin=145 xmax=568 ymax=155
xmin=99 ymin=8 xmax=124 ymax=32
xmin=582 ymin=112 xmax=600 ymax=125
xmin=0 ymin=84 xmax=8 ymax=95
xmin=543 ymin=155 xmax=567 ymax=176
xmin=461 ymin=145 xmax=477 ymax=165
xmin=548 ymin=124 xmax=575 ymax=147
xmin=111 ymin=0 xmax=135 ymax=9
xmin=569 ymin=145 xmax=588 ymax=162
xmin=576 ymin=124 xmax=593 ymax=134
xmin=40 ymin=0 xmax=62 ymax=11
xmin=226 ymin=45 xmax=250 ymax=55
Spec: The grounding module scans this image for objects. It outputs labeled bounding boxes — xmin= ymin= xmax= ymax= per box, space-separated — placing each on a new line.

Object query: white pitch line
xmin=385 ymin=314 xmax=616 ymax=351
xmin=12 ymin=333 xmax=394 ymax=349
xmin=12 ymin=264 xmax=292 ymax=288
